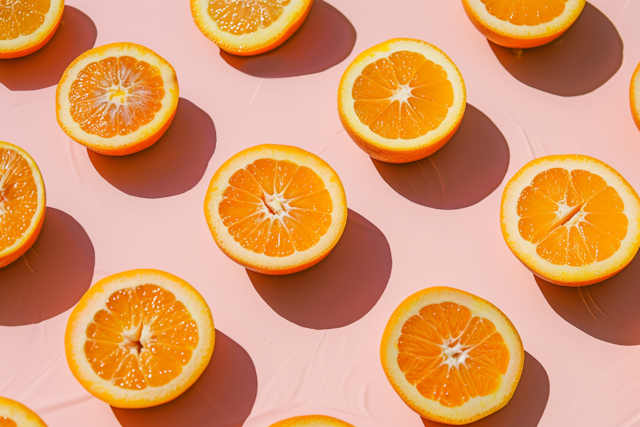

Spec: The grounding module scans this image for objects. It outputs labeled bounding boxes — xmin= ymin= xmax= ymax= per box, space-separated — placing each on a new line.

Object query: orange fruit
xmin=191 ymin=0 xmax=313 ymax=56
xmin=56 ymin=42 xmax=179 ymax=156
xmin=0 ymin=141 xmax=45 ymax=269
xmin=462 ymin=0 xmax=586 ymax=48
xmin=501 ymin=155 xmax=640 ymax=286
xmin=0 ymin=0 xmax=64 ymax=59
xmin=381 ymin=287 xmax=524 ymax=425
xmin=631 ymin=62 xmax=640 ymax=132
xmin=338 ymin=38 xmax=466 ymax=164
xmin=270 ymin=415 xmax=354 ymax=427
xmin=0 ymin=397 xmax=47 ymax=427
xmin=65 ymin=269 xmax=215 ymax=408
xmin=204 ymin=144 xmax=347 ymax=275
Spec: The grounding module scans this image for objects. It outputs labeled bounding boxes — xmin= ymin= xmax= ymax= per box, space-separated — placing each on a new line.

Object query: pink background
xmin=1 ymin=0 xmax=640 ymax=426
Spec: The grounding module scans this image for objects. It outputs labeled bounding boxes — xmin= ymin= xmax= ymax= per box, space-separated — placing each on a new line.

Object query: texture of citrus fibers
xmin=517 ymin=168 xmax=627 ymax=266
xmin=84 ymin=284 xmax=199 ymax=389
xmin=353 ymin=51 xmax=454 ymax=140
xmin=219 ymin=158 xmax=333 ymax=256
xmin=69 ymin=57 xmax=165 ymax=138
xmin=0 ymin=417 xmax=16 ymax=427
xmin=481 ymin=0 xmax=567 ymax=25
xmin=208 ymin=0 xmax=290 ymax=35
xmin=0 ymin=0 xmax=50 ymax=40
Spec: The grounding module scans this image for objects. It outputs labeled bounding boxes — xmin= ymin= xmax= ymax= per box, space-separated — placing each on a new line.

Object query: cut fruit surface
xmin=462 ymin=0 xmax=585 ymax=48
xmin=501 ymin=155 xmax=640 ymax=286
xmin=0 ymin=397 xmax=47 ymax=427
xmin=338 ymin=38 xmax=466 ymax=163
xmin=270 ymin=415 xmax=354 ymax=427
xmin=191 ymin=0 xmax=313 ymax=56
xmin=631 ymin=63 xmax=640 ymax=132
xmin=381 ymin=287 xmax=524 ymax=425
xmin=56 ymin=42 xmax=179 ymax=156
xmin=0 ymin=141 xmax=45 ymax=268
xmin=204 ymin=144 xmax=347 ymax=275
xmin=65 ymin=269 xmax=215 ymax=408
xmin=0 ymin=0 xmax=64 ymax=58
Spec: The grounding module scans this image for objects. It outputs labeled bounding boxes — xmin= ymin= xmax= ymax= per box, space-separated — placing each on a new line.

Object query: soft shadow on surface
xmin=0 ymin=6 xmax=97 ymax=91
xmin=373 ymin=104 xmax=509 ymax=210
xmin=422 ymin=352 xmax=549 ymax=427
xmin=537 ymin=251 xmax=640 ymax=345
xmin=88 ymin=98 xmax=216 ymax=198
xmin=489 ymin=3 xmax=622 ymax=96
xmin=112 ymin=330 xmax=257 ymax=427
xmin=0 ymin=208 xmax=94 ymax=326
xmin=220 ymin=0 xmax=356 ymax=78
xmin=248 ymin=210 xmax=392 ymax=329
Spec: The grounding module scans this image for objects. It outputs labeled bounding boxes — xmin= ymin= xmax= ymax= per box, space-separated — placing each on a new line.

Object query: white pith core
xmin=108 ymin=85 xmax=128 ymax=105
xmin=122 ymin=323 xmax=152 ymax=355
xmin=389 ymin=84 xmax=414 ymax=104
xmin=439 ymin=338 xmax=471 ymax=369
xmin=262 ymin=191 xmax=293 ymax=219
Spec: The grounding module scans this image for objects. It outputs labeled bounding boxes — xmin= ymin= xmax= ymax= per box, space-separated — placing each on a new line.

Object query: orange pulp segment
xmin=0 ymin=397 xmax=47 ymax=427
xmin=0 ymin=0 xmax=64 ymax=58
xmin=630 ymin=62 xmax=640 ymax=132
xmin=270 ymin=415 xmax=355 ymax=427
xmin=0 ymin=417 xmax=16 ymax=427
xmin=481 ymin=0 xmax=567 ymax=25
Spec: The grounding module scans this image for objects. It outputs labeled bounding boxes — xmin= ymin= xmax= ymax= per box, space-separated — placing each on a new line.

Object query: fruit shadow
xmin=247 ymin=209 xmax=392 ymax=329
xmin=88 ymin=98 xmax=216 ymax=199
xmin=0 ymin=6 xmax=97 ymax=91
xmin=372 ymin=104 xmax=509 ymax=210
xmin=220 ymin=0 xmax=356 ymax=78
xmin=0 ymin=207 xmax=94 ymax=326
xmin=112 ymin=330 xmax=257 ymax=427
xmin=488 ymin=3 xmax=622 ymax=96
xmin=536 ymin=250 xmax=640 ymax=345
xmin=421 ymin=352 xmax=549 ymax=427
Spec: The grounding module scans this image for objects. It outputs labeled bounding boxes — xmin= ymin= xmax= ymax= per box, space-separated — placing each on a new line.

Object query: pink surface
xmin=1 ymin=0 xmax=640 ymax=426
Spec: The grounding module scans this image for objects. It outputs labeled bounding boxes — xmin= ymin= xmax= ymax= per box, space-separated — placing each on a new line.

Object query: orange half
xmin=0 ymin=397 xmax=47 ymax=427
xmin=270 ymin=415 xmax=354 ymax=427
xmin=381 ymin=287 xmax=524 ymax=425
xmin=0 ymin=0 xmax=64 ymax=58
xmin=631 ymin=62 xmax=640 ymax=132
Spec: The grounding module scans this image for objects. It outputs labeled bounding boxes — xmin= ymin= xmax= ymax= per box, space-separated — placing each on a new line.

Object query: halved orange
xmin=0 ymin=141 xmax=45 ymax=268
xmin=0 ymin=0 xmax=64 ymax=59
xmin=338 ymin=38 xmax=466 ymax=164
xmin=462 ymin=0 xmax=586 ymax=48
xmin=204 ymin=144 xmax=347 ymax=275
xmin=381 ymin=287 xmax=524 ymax=425
xmin=56 ymin=42 xmax=179 ymax=156
xmin=270 ymin=415 xmax=354 ymax=427
xmin=631 ymin=62 xmax=640 ymax=132
xmin=191 ymin=0 xmax=313 ymax=56
xmin=65 ymin=269 xmax=215 ymax=408
xmin=0 ymin=397 xmax=47 ymax=427
xmin=501 ymin=155 xmax=640 ymax=286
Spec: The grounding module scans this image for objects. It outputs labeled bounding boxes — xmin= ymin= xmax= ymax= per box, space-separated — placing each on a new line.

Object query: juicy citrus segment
xmin=270 ymin=415 xmax=355 ymax=427
xmin=631 ymin=63 xmax=640 ymax=132
xmin=482 ymin=0 xmax=566 ymax=25
xmin=56 ymin=43 xmax=179 ymax=156
xmin=0 ymin=397 xmax=47 ymax=427
xmin=502 ymin=155 xmax=640 ymax=286
xmin=65 ymin=270 xmax=214 ymax=408
xmin=381 ymin=287 xmax=524 ymax=425
xmin=191 ymin=0 xmax=313 ymax=56
xmin=0 ymin=0 xmax=63 ymax=58
xmin=205 ymin=145 xmax=347 ymax=275
xmin=338 ymin=38 xmax=466 ymax=164
xmin=0 ymin=417 xmax=16 ymax=427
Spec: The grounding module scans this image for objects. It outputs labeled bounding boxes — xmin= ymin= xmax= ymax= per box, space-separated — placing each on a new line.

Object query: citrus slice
xmin=56 ymin=42 xmax=179 ymax=156
xmin=501 ymin=155 xmax=640 ymax=286
xmin=381 ymin=287 xmax=524 ymax=425
xmin=191 ymin=0 xmax=313 ymax=56
xmin=270 ymin=415 xmax=354 ymax=427
xmin=0 ymin=0 xmax=64 ymax=59
xmin=338 ymin=38 xmax=466 ymax=164
xmin=0 ymin=141 xmax=45 ymax=269
xmin=65 ymin=269 xmax=215 ymax=408
xmin=631 ymin=62 xmax=640 ymax=132
xmin=204 ymin=144 xmax=347 ymax=275
xmin=0 ymin=397 xmax=47 ymax=427
xmin=461 ymin=0 xmax=585 ymax=48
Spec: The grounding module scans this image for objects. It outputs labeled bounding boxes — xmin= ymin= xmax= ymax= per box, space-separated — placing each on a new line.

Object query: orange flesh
xmin=397 ymin=302 xmax=509 ymax=408
xmin=352 ymin=51 xmax=454 ymax=140
xmin=207 ymin=0 xmax=290 ymax=35
xmin=480 ymin=0 xmax=567 ymax=25
xmin=69 ymin=56 xmax=165 ymax=138
xmin=0 ymin=417 xmax=16 ymax=427
xmin=0 ymin=148 xmax=38 ymax=251
xmin=517 ymin=168 xmax=627 ymax=266
xmin=0 ymin=0 xmax=50 ymax=40
xmin=84 ymin=285 xmax=199 ymax=390
xmin=218 ymin=158 xmax=333 ymax=256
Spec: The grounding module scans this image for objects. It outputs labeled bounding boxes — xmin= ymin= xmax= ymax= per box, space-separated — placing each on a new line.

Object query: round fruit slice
xmin=270 ymin=415 xmax=354 ymax=427
xmin=204 ymin=144 xmax=347 ymax=275
xmin=0 ymin=397 xmax=47 ymax=427
xmin=462 ymin=0 xmax=585 ymax=48
xmin=191 ymin=0 xmax=313 ymax=56
xmin=501 ymin=155 xmax=640 ymax=286
xmin=56 ymin=42 xmax=179 ymax=156
xmin=631 ymin=62 xmax=640 ymax=132
xmin=381 ymin=287 xmax=524 ymax=425
xmin=65 ymin=269 xmax=215 ymax=408
xmin=338 ymin=38 xmax=466 ymax=164
xmin=0 ymin=0 xmax=64 ymax=59
xmin=0 ymin=142 xmax=45 ymax=269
